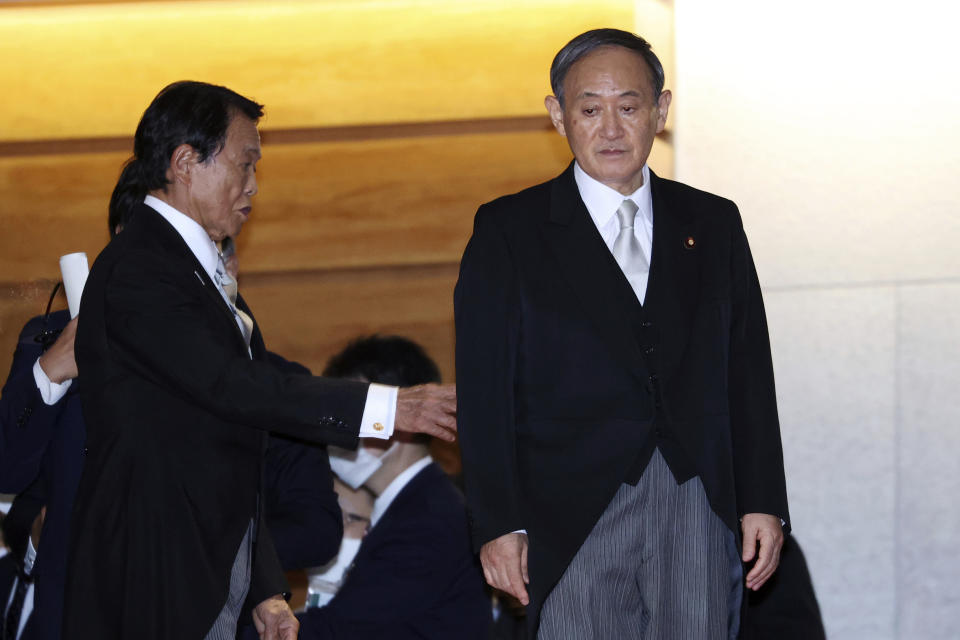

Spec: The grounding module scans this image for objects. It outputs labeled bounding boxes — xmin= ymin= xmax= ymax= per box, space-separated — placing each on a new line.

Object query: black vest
xmin=622 ymin=287 xmax=697 ymax=486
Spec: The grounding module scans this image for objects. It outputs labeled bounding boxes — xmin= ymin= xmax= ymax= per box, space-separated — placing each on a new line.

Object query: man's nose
xmin=599 ymin=110 xmax=624 ymax=139
xmin=246 ymin=175 xmax=258 ymax=197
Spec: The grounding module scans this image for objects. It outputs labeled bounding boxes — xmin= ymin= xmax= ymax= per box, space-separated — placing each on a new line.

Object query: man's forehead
xmin=565 ymin=46 xmax=654 ymax=95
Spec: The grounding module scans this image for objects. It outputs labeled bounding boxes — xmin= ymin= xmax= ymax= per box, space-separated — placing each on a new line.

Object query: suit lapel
xmin=136 ymin=204 xmax=251 ymax=354
xmin=540 ymin=165 xmax=649 ymax=386
xmin=645 ymin=172 xmax=701 ymax=380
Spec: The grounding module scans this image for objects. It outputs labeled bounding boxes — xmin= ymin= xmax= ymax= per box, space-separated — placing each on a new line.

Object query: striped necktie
xmin=215 ymin=254 xmax=254 ymax=347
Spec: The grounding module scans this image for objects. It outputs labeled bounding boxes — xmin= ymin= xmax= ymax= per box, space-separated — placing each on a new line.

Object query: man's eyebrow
xmin=244 ymin=146 xmax=262 ymax=159
xmin=577 ymin=90 xmax=643 ymax=99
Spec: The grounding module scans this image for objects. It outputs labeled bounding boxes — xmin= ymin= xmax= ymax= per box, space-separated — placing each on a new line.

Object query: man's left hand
xmin=252 ymin=595 xmax=298 ymax=640
xmin=741 ymin=513 xmax=784 ymax=591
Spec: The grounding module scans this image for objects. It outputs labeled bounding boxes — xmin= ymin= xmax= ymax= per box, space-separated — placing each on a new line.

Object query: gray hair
xmin=549 ymin=28 xmax=665 ymax=106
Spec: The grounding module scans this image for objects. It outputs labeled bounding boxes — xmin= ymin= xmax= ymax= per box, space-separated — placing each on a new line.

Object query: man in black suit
xmin=455 ymin=29 xmax=789 ymax=638
xmin=296 ymin=336 xmax=490 ymax=639
xmin=0 ymin=189 xmax=345 ymax=639
xmin=64 ymin=81 xmax=456 ymax=640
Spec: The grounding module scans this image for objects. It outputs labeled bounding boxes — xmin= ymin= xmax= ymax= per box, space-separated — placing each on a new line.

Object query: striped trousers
xmin=204 ymin=521 xmax=254 ymax=640
xmin=538 ymin=449 xmax=742 ymax=639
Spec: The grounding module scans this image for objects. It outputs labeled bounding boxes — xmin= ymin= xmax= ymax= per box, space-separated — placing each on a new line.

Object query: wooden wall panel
xmin=0 ymin=129 xmax=673 ymax=282
xmin=240 ymin=264 xmax=459 ymax=382
xmin=0 ymin=0 xmax=635 ymax=140
xmin=0 ymin=265 xmax=465 ymax=477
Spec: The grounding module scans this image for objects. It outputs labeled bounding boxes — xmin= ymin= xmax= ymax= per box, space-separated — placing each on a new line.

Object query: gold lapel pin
xmin=683 ymin=235 xmax=696 ymax=250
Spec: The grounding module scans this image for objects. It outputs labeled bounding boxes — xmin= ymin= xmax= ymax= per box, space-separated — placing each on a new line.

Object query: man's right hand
xmin=38 ymin=316 xmax=78 ymax=383
xmin=395 ymin=383 xmax=457 ymax=442
xmin=480 ymin=531 xmax=529 ymax=606
xmin=252 ymin=595 xmax=298 ymax=640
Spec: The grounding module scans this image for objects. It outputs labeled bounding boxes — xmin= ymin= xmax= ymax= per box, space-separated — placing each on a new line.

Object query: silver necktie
xmin=611 ymin=199 xmax=648 ymax=300
xmin=216 ymin=254 xmax=254 ymax=347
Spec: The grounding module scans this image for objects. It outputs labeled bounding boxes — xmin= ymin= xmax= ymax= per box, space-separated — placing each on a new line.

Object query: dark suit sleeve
xmin=99 ymin=251 xmax=367 ymax=448
xmin=298 ymin=509 xmax=478 ymax=639
xmin=0 ymin=316 xmax=69 ymax=493
xmin=454 ymin=206 xmax=524 ymax=550
xmin=727 ymin=210 xmax=790 ymax=530
xmin=246 ymin=507 xmax=291 ymax=612
xmin=264 ymin=435 xmax=343 ymax=571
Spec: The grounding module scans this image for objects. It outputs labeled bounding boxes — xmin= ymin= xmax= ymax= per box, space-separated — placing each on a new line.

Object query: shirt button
xmin=373 ymin=422 xmax=385 ymax=432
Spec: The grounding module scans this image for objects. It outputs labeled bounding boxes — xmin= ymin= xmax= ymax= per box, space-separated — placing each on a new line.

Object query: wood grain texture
xmin=0 ymin=0 xmax=636 ymax=140
xmin=0 ymin=128 xmax=673 ymax=283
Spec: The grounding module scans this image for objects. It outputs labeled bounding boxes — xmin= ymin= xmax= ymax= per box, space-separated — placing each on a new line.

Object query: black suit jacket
xmin=454 ymin=165 xmax=789 ymax=631
xmin=297 ymin=462 xmax=491 ymax=640
xmin=65 ymin=203 xmax=369 ymax=639
xmin=261 ymin=354 xmax=344 ymax=572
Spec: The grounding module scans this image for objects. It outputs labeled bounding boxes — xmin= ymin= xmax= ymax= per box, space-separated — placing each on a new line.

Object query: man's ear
xmin=655 ymin=89 xmax=672 ymax=133
xmin=544 ymin=95 xmax=566 ymax=137
xmin=169 ymin=143 xmax=198 ymax=186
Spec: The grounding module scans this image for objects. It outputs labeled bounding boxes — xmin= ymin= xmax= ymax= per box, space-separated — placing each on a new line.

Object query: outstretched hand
xmin=395 ymin=383 xmax=457 ymax=442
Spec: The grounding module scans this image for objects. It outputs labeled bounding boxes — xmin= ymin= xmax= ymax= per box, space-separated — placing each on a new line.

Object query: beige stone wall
xmin=673 ymin=1 xmax=960 ymax=637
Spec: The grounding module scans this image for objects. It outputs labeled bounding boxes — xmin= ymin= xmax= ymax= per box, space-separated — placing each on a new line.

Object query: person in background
xmin=738 ymin=535 xmax=826 ymax=640
xmin=302 ymin=478 xmax=373 ymax=609
xmin=295 ymin=335 xmax=490 ymax=640
xmin=0 ymin=482 xmax=43 ymax=640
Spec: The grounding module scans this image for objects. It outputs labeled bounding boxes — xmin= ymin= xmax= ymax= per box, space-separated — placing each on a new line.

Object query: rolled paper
xmin=59 ymin=252 xmax=89 ymax=318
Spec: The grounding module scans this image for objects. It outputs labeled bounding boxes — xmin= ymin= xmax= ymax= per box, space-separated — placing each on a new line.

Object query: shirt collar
xmin=144 ymin=195 xmax=220 ymax=283
xmin=573 ymin=162 xmax=653 ymax=230
xmin=370 ymin=456 xmax=433 ymax=528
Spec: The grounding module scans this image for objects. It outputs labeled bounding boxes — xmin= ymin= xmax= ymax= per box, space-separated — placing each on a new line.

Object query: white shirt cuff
xmin=358 ymin=383 xmax=396 ymax=440
xmin=33 ymin=358 xmax=72 ymax=406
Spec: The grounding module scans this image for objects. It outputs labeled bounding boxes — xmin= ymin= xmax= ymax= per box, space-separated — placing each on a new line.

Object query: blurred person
xmin=0 ymin=482 xmax=43 ymax=640
xmin=63 ymin=81 xmax=456 ymax=640
xmin=455 ymin=29 xmax=789 ymax=638
xmin=738 ymin=535 xmax=825 ymax=640
xmin=294 ymin=335 xmax=490 ymax=640
xmin=0 ymin=201 xmax=121 ymax=640
xmin=303 ymin=478 xmax=373 ymax=609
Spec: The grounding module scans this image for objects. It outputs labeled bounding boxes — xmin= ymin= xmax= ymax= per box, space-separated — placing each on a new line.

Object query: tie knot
xmin=616 ymin=199 xmax=639 ymax=229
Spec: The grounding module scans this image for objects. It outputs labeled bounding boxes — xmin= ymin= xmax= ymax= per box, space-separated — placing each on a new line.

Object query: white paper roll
xmin=59 ymin=252 xmax=89 ymax=318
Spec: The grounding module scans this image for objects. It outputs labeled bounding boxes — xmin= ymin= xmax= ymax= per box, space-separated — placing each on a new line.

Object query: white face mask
xmin=328 ymin=443 xmax=396 ymax=489
xmin=306 ymin=537 xmax=363 ymax=607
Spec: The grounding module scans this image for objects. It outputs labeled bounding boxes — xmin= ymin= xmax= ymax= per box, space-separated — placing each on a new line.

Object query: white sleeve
xmin=32 ymin=358 xmax=72 ymax=406
xmin=357 ymin=383 xmax=396 ymax=440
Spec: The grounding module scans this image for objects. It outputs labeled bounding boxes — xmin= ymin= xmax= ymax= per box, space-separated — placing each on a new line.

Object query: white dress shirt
xmin=141 ymin=196 xmax=396 ymax=439
xmin=573 ymin=162 xmax=654 ymax=304
xmin=370 ymin=456 xmax=433 ymax=528
xmin=32 ymin=359 xmax=72 ymax=406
